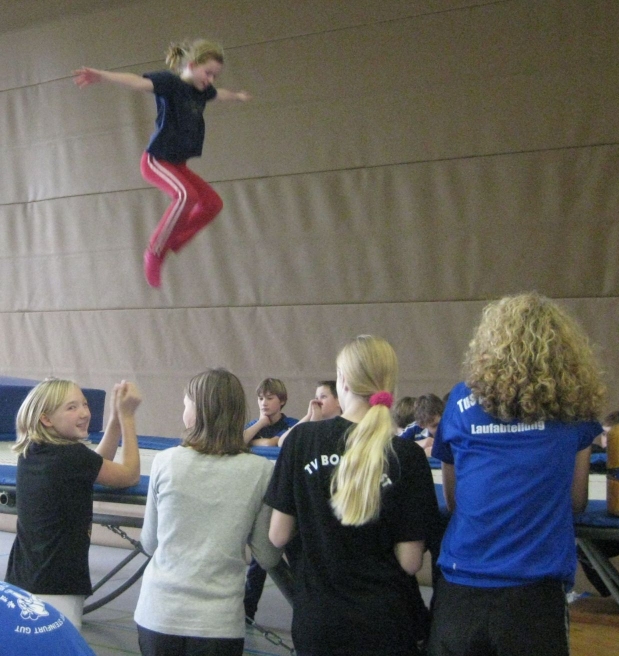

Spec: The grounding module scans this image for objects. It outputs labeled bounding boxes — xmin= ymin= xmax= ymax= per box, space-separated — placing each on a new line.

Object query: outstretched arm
xmin=73 ymin=67 xmax=154 ymax=93
xmin=215 ymin=88 xmax=252 ymax=102
xmin=95 ymin=383 xmax=123 ymax=461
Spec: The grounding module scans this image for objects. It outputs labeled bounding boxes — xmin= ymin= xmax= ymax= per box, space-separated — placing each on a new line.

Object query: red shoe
xmin=144 ymin=249 xmax=164 ymax=288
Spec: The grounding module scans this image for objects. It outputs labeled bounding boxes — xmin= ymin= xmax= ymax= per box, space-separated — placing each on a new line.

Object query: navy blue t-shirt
xmin=143 ymin=70 xmax=217 ymax=164
xmin=245 ymin=414 xmax=298 ymax=440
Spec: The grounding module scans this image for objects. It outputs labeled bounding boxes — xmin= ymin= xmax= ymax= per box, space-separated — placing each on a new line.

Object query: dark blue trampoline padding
xmin=94 ymin=474 xmax=150 ymax=497
xmin=89 ymin=434 xmax=281 ymax=460
xmin=249 ymin=445 xmax=281 ymax=461
xmin=88 ymin=433 xmax=181 ymax=450
xmin=0 ymin=377 xmax=106 ymax=433
xmin=0 ymin=463 xmax=149 ymax=498
xmin=574 ymin=500 xmax=619 ymax=528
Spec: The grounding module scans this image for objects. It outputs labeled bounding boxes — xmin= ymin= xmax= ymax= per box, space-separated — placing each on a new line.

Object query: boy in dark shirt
xmin=243 ymin=378 xmax=298 ymax=447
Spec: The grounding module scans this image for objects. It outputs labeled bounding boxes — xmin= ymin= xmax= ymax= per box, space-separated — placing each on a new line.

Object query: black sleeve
xmin=264 ymin=434 xmax=297 ymax=515
xmin=386 ymin=440 xmax=441 ymax=544
xmin=63 ymin=443 xmax=103 ymax=484
xmin=143 ymin=70 xmax=179 ymax=97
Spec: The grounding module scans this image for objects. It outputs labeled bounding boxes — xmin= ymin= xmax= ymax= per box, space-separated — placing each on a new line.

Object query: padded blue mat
xmin=0 ymin=377 xmax=105 ymax=433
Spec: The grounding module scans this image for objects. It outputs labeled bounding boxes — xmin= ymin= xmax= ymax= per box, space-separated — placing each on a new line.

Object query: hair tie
xmin=369 ymin=391 xmax=393 ymax=409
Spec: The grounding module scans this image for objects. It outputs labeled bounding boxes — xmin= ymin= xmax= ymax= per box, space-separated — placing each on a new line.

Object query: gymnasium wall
xmin=0 ymin=0 xmax=617 ymax=436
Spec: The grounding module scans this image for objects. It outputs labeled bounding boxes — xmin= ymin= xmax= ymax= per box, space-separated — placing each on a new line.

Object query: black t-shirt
xmin=6 ymin=442 xmax=103 ymax=595
xmin=265 ymin=417 xmax=439 ymax=655
xmin=143 ymin=70 xmax=217 ymax=164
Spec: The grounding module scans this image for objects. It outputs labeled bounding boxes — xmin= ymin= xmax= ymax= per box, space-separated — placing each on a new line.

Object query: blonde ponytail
xmin=165 ymin=38 xmax=224 ymax=73
xmin=330 ymin=404 xmax=395 ymax=525
xmin=165 ymin=43 xmax=188 ymax=73
xmin=329 ymin=336 xmax=398 ymax=526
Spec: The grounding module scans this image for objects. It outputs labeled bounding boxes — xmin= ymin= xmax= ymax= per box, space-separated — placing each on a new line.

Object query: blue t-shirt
xmin=245 ymin=414 xmax=298 ymax=440
xmin=143 ymin=70 xmax=217 ymax=164
xmin=432 ymin=381 xmax=601 ymax=588
xmin=399 ymin=422 xmax=423 ymax=440
xmin=0 ymin=582 xmax=95 ymax=655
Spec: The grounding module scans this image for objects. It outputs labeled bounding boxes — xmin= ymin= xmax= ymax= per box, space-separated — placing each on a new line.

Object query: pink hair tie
xmin=369 ymin=391 xmax=393 ymax=409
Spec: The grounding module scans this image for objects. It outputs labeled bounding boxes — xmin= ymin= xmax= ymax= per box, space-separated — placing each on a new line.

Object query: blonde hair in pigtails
xmin=330 ymin=336 xmax=398 ymax=526
xmin=165 ymin=39 xmax=224 ymax=73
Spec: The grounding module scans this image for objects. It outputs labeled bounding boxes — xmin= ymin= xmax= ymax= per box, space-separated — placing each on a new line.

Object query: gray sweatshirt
xmin=134 ymin=447 xmax=282 ymax=638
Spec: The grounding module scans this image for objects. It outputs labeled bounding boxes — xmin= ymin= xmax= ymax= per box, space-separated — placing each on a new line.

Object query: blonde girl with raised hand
xmin=266 ymin=335 xmax=439 ymax=656
xmin=5 ymin=378 xmax=142 ymax=630
xmin=133 ymin=369 xmax=282 ymax=656
xmin=73 ymin=39 xmax=251 ymax=287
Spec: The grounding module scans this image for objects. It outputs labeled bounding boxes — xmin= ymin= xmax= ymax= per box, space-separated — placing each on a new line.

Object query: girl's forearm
xmin=95 ymin=415 xmax=122 ymax=460
xmin=73 ymin=67 xmax=153 ymax=92
xmin=99 ymin=70 xmax=154 ymax=92
xmin=118 ymin=415 xmax=140 ymax=477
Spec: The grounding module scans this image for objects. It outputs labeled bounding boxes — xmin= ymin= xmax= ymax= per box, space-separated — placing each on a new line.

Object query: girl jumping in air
xmin=5 ymin=378 xmax=142 ymax=630
xmin=74 ymin=39 xmax=251 ymax=287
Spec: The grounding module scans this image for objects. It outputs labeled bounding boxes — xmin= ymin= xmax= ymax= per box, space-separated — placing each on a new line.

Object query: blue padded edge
xmin=88 ymin=434 xmax=281 ymax=460
xmin=434 ymin=483 xmax=619 ymax=528
xmin=94 ymin=474 xmax=149 ymax=497
xmin=88 ymin=433 xmax=182 ymax=450
xmin=574 ymin=499 xmax=619 ymax=528
xmin=249 ymin=445 xmax=281 ymax=461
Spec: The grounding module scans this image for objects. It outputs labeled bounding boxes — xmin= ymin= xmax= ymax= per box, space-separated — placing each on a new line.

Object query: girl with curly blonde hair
xmin=428 ymin=293 xmax=606 ymax=656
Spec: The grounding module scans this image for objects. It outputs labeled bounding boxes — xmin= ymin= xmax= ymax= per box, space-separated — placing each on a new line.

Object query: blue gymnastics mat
xmin=0 ymin=376 xmax=106 ymax=434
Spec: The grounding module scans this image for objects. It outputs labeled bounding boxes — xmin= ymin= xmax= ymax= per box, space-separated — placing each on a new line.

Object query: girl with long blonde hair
xmin=267 ymin=335 xmax=439 ymax=656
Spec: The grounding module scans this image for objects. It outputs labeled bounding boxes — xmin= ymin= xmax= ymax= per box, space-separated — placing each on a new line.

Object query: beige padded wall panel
xmin=0 ymin=297 xmax=616 ymax=437
xmin=1 ymin=147 xmax=617 ymax=311
xmin=3 ymin=1 xmax=618 ymax=199
xmin=0 ymin=0 xmax=617 ymax=431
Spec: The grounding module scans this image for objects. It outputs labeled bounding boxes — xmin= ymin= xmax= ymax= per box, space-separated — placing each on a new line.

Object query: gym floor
xmin=0 ymin=530 xmax=296 ymax=656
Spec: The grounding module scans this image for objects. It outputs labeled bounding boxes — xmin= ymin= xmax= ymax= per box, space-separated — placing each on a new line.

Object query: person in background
xmin=392 ymin=396 xmax=422 ymax=439
xmin=243 ymin=378 xmax=298 ymax=447
xmin=577 ymin=409 xmax=619 ymax=597
xmin=243 ymin=377 xmax=298 ymax=622
xmin=278 ymin=380 xmax=341 ymax=447
xmin=429 ymin=293 xmax=606 ymax=656
xmin=414 ymin=393 xmax=445 ymax=456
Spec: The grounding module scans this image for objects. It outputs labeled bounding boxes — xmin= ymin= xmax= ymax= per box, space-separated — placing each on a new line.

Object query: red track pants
xmin=140 ymin=152 xmax=223 ymax=257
